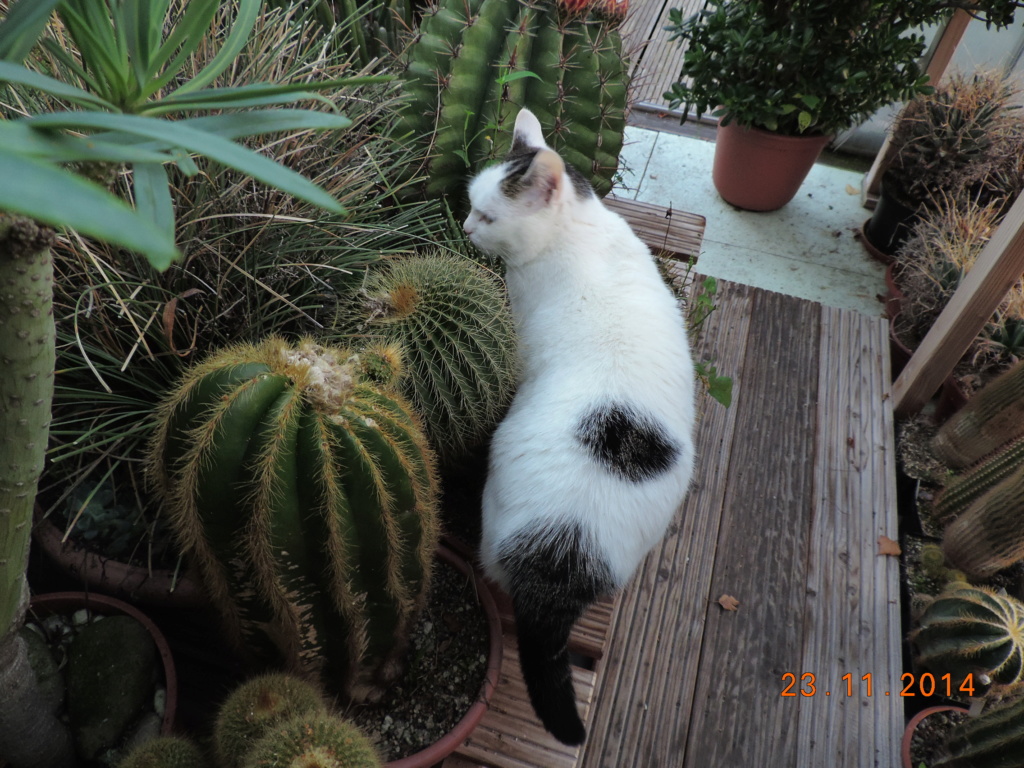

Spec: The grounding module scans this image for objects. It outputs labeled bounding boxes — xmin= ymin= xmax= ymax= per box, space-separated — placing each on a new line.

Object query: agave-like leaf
xmin=0 ymin=0 xmax=61 ymax=64
xmin=0 ymin=60 xmax=117 ymax=110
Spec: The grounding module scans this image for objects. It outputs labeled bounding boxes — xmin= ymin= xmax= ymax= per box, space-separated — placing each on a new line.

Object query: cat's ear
xmin=512 ymin=108 xmax=548 ymax=152
xmin=518 ymin=149 xmax=565 ymax=209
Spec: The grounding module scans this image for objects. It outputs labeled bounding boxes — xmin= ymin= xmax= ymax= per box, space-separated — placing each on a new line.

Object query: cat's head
xmin=464 ymin=108 xmax=594 ymax=261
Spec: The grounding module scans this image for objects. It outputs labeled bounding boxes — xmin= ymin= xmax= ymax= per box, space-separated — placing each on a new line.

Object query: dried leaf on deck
xmin=877 ymin=535 xmax=902 ymax=556
xmin=717 ymin=594 xmax=740 ymax=612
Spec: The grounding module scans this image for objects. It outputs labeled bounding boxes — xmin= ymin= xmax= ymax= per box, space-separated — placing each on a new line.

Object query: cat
xmin=463 ymin=108 xmax=697 ymax=746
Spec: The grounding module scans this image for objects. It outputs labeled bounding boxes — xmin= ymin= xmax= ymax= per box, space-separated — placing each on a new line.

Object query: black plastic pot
xmin=863 ymin=181 xmax=920 ymax=261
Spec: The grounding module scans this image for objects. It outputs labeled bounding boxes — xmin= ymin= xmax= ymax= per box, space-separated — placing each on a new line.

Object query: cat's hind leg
xmin=498 ymin=521 xmax=613 ymax=746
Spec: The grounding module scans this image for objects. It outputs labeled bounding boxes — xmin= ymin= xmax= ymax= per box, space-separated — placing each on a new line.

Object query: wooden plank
xmin=605 ymin=195 xmax=706 ymax=261
xmin=626 ymin=0 xmax=705 ymax=107
xmin=683 ymin=289 xmax=822 ymax=767
xmin=581 ymin=279 xmax=755 ymax=767
xmin=619 ymin=0 xmax=668 ymax=80
xmin=796 ymin=307 xmax=902 ymax=767
xmin=893 ymin=190 xmax=1024 ymax=415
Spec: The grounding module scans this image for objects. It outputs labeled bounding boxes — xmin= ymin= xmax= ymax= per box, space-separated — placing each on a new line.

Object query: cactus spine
xmin=242 ymin=712 xmax=383 ymax=768
xmin=396 ymin=0 xmax=629 ymax=200
xmin=336 ymin=252 xmax=518 ymax=458
xmin=149 ymin=338 xmax=440 ymax=699
xmin=936 ymin=688 xmax=1024 ymax=768
xmin=933 ymin=437 xmax=1024 ymax=528
xmin=912 ymin=584 xmax=1024 ymax=686
xmin=942 ymin=460 xmax=1024 ymax=579
xmin=933 ymin=359 xmax=1024 ymax=469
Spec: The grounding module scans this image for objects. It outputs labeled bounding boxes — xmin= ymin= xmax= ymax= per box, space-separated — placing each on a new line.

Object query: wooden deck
xmin=620 ymin=0 xmax=705 ymax=110
xmin=444 ymin=197 xmax=903 ymax=767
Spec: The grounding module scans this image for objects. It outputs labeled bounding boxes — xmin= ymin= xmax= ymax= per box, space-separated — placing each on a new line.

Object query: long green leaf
xmin=56 ymin=1 xmax=129 ymax=104
xmin=131 ymin=161 xmax=174 ymax=239
xmin=25 ymin=112 xmax=346 ymax=214
xmin=146 ymin=0 xmax=218 ymax=84
xmin=0 ymin=148 xmax=178 ymax=269
xmin=171 ymin=0 xmax=261 ymax=96
xmin=123 ymin=0 xmax=170 ymax=91
xmin=0 ymin=121 xmax=179 ymax=165
xmin=146 ymin=74 xmax=392 ymax=113
xmin=0 ymin=0 xmax=60 ymax=63
xmin=0 ymin=60 xmax=117 ymax=111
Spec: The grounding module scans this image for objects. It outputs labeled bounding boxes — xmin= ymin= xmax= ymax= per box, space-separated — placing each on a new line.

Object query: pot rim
xmin=900 ymin=704 xmax=969 ymax=768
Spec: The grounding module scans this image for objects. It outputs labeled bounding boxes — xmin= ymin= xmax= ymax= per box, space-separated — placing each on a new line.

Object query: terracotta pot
xmin=863 ymin=180 xmax=920 ymax=260
xmin=28 ymin=591 xmax=178 ymax=736
xmin=901 ymin=705 xmax=968 ymax=768
xmin=385 ymin=543 xmax=503 ymax=768
xmin=884 ymin=262 xmax=904 ymax=320
xmin=712 ymin=122 xmax=832 ymax=211
xmin=32 ymin=507 xmax=206 ymax=608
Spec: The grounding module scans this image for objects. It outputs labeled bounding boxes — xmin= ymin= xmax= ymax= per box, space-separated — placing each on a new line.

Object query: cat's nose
xmin=463 ymin=220 xmax=475 ymax=236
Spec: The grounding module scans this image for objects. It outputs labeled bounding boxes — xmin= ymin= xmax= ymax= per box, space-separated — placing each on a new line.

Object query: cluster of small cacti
xmin=334 ymin=251 xmax=518 ymax=458
xmin=148 ymin=338 xmax=440 ymax=699
xmin=119 ymin=674 xmax=382 ymax=768
xmin=396 ymin=0 xmax=629 ymax=200
xmin=935 ymin=685 xmax=1024 ymax=768
xmin=912 ymin=583 xmax=1024 ymax=686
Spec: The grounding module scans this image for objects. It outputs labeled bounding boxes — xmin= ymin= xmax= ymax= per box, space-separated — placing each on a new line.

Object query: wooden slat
xmin=622 ymin=0 xmax=706 ymax=107
xmin=581 ymin=279 xmax=755 ymax=767
xmin=605 ymin=195 xmax=706 ymax=261
xmin=684 ymin=290 xmax=822 ymax=766
xmin=796 ymin=307 xmax=902 ymax=767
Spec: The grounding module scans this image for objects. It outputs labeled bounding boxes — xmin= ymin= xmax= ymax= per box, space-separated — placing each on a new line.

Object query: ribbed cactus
xmin=933 ymin=359 xmax=1024 ymax=469
xmin=148 ymin=338 xmax=440 ymax=699
xmin=214 ymin=674 xmax=327 ymax=768
xmin=242 ymin=712 xmax=383 ymax=768
xmin=118 ymin=737 xmax=208 ymax=768
xmin=936 ymin=688 xmax=1024 ymax=768
xmin=396 ymin=0 xmax=629 ymax=200
xmin=335 ymin=252 xmax=518 ymax=458
xmin=942 ymin=460 xmax=1024 ymax=579
xmin=933 ymin=436 xmax=1024 ymax=527
xmin=912 ymin=584 xmax=1024 ymax=686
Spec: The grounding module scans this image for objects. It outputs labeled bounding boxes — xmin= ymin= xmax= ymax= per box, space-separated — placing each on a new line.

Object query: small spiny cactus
xmin=118 ymin=737 xmax=208 ymax=768
xmin=148 ymin=338 xmax=440 ymax=699
xmin=242 ymin=712 xmax=383 ymax=768
xmin=335 ymin=252 xmax=518 ymax=459
xmin=912 ymin=583 xmax=1024 ymax=687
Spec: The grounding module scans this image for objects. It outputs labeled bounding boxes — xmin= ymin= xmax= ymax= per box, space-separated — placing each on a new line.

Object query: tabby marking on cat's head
xmin=464 ymin=109 xmax=594 ymax=260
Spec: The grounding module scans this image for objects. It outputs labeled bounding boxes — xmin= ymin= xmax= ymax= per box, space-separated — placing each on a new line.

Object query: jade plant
xmin=334 ymin=251 xmax=518 ymax=458
xmin=395 ymin=0 xmax=628 ymax=199
xmin=936 ymin=686 xmax=1024 ymax=768
xmin=912 ymin=583 xmax=1024 ymax=687
xmin=148 ymin=338 xmax=440 ymax=698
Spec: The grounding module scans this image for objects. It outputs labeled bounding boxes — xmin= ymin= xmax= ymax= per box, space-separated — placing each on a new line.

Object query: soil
xmin=908 ymin=708 xmax=968 ymax=767
xmin=345 ymin=554 xmax=489 ymax=762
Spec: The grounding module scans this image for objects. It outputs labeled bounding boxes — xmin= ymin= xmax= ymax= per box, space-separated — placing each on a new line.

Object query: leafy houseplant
xmin=662 ymin=0 xmax=1024 ymax=210
xmin=0 ymin=0 xmax=382 ymax=763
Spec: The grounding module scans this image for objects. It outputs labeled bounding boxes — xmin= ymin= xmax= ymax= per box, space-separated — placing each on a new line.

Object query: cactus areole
xmin=149 ymin=339 xmax=440 ymax=700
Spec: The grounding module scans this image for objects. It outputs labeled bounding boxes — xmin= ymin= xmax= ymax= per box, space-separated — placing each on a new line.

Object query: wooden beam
xmin=862 ymin=9 xmax=973 ymax=203
xmin=893 ymin=192 xmax=1024 ymax=415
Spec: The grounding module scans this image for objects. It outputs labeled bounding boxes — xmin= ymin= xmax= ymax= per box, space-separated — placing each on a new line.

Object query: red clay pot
xmin=28 ymin=591 xmax=178 ymax=736
xmin=901 ymin=705 xmax=968 ymax=768
xmin=712 ymin=122 xmax=832 ymax=211
xmin=32 ymin=508 xmax=206 ymax=608
xmin=385 ymin=543 xmax=503 ymax=768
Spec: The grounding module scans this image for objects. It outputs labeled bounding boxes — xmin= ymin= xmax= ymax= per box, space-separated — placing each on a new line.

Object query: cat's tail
xmin=499 ymin=523 xmax=613 ymax=746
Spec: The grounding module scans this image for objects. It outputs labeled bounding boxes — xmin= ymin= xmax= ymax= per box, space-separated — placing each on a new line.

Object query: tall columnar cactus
xmin=933 ymin=436 xmax=1024 ymax=527
xmin=396 ymin=0 xmax=629 ymax=200
xmin=335 ymin=252 xmax=518 ymax=458
xmin=942 ymin=461 xmax=1024 ymax=579
xmin=148 ymin=338 xmax=440 ymax=699
xmin=912 ymin=584 xmax=1024 ymax=686
xmin=936 ymin=688 xmax=1024 ymax=768
xmin=932 ymin=359 xmax=1024 ymax=469
xmin=242 ymin=712 xmax=383 ymax=768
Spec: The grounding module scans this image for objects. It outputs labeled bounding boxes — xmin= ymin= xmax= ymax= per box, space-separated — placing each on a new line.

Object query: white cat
xmin=464 ymin=109 xmax=697 ymax=745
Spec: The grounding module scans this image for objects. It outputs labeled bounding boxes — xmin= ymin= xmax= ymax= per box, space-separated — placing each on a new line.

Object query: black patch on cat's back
xmin=576 ymin=403 xmax=679 ymax=482
xmin=501 ymin=144 xmax=594 ymax=200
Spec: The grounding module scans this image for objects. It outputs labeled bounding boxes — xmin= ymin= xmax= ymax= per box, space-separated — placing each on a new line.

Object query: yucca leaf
xmin=0 ymin=60 xmax=118 ymax=110
xmin=145 ymin=0 xmax=218 ymax=92
xmin=0 ymin=148 xmax=179 ymax=269
xmin=171 ymin=0 xmax=261 ymax=97
xmin=123 ymin=0 xmax=170 ymax=89
xmin=0 ymin=121 xmax=180 ymax=165
xmin=0 ymin=0 xmax=60 ymax=64
xmin=132 ymin=161 xmax=175 ymax=240
xmin=56 ymin=1 xmax=130 ymax=104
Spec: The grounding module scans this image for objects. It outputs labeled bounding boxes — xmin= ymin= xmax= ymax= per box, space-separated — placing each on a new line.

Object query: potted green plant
xmin=865 ymin=71 xmax=1023 ymax=257
xmin=662 ymin=0 xmax=1023 ymax=211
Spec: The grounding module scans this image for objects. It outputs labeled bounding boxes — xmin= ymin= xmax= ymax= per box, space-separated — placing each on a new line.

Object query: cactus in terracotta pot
xmin=936 ymin=687 xmax=1024 ymax=768
xmin=241 ymin=712 xmax=383 ymax=768
xmin=148 ymin=338 xmax=440 ymax=698
xmin=912 ymin=584 xmax=1024 ymax=686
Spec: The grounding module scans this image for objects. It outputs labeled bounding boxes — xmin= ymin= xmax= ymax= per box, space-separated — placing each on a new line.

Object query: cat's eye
xmin=478 ymin=213 xmax=495 ymax=225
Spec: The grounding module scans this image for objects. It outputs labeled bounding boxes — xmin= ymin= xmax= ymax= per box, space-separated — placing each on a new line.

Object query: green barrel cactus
xmin=396 ymin=0 xmax=629 ymax=200
xmin=942 ymin=460 xmax=1024 ymax=579
xmin=932 ymin=359 xmax=1024 ymax=469
xmin=912 ymin=584 xmax=1024 ymax=686
xmin=242 ymin=712 xmax=382 ymax=768
xmin=214 ymin=674 xmax=327 ymax=768
xmin=148 ymin=338 xmax=440 ymax=699
xmin=335 ymin=251 xmax=518 ymax=458
xmin=936 ymin=688 xmax=1024 ymax=768
xmin=118 ymin=737 xmax=208 ymax=768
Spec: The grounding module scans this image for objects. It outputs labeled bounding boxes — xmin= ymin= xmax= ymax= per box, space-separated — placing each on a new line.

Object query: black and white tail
xmin=500 ymin=523 xmax=613 ymax=746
